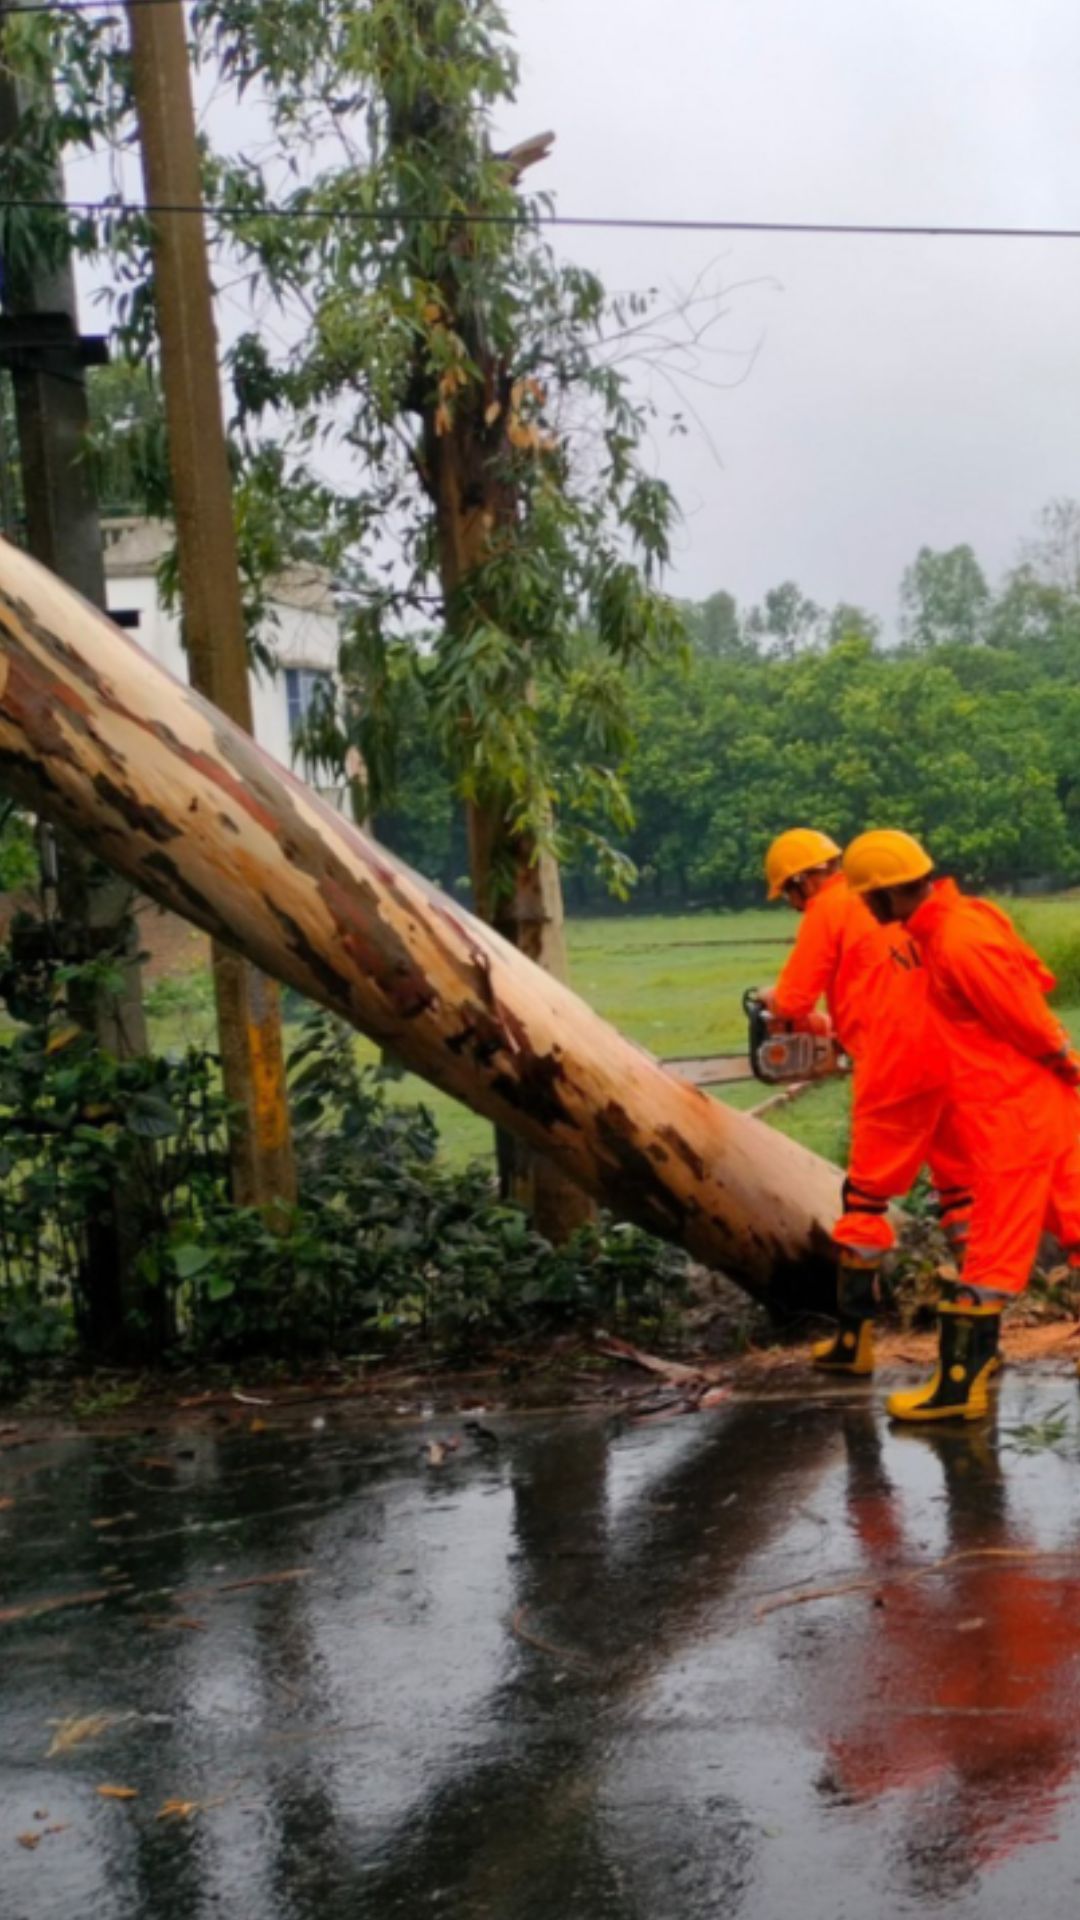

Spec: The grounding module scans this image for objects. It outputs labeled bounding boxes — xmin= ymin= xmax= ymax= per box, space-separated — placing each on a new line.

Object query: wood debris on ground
xmin=173 ymin=1568 xmax=311 ymax=1605
xmin=752 ymin=1544 xmax=1080 ymax=1624
xmin=591 ymin=1333 xmax=733 ymax=1423
xmin=0 ymin=1587 xmax=122 ymax=1628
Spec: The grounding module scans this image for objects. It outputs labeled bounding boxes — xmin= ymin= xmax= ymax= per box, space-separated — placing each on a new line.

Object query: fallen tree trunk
xmin=0 ymin=540 xmax=842 ymax=1309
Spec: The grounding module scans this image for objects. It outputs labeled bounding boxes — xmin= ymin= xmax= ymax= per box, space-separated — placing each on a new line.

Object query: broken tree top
xmin=0 ymin=538 xmax=841 ymax=1308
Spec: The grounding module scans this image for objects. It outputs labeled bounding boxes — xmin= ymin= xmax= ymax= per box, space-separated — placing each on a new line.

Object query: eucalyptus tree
xmin=4 ymin=0 xmax=685 ymax=1230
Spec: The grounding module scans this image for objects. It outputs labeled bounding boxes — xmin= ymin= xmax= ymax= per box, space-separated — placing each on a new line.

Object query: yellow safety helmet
xmin=764 ymin=828 xmax=841 ymax=900
xmin=843 ymin=829 xmax=934 ymax=895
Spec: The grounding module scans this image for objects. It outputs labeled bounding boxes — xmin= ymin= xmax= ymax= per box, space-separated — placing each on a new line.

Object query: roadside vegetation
xmin=3 ymin=0 xmax=1080 ymax=1395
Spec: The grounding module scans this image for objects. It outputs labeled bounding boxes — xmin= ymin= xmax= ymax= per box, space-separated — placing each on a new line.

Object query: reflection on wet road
xmin=4 ymin=1375 xmax=1080 ymax=1918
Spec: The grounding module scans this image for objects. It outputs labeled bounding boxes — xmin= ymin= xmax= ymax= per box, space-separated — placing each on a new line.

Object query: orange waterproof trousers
xmin=907 ymin=881 xmax=1080 ymax=1295
xmin=834 ymin=1081 xmax=971 ymax=1261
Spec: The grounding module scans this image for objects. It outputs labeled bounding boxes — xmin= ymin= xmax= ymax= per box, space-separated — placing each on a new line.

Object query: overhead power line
xmin=5 ymin=196 xmax=1080 ymax=242
xmin=1 ymin=0 xmax=178 ymax=13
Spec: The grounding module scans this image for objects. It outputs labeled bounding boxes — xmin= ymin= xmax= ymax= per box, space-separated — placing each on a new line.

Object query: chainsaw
xmin=742 ymin=988 xmax=849 ymax=1085
xmin=663 ymin=990 xmax=850 ymax=1090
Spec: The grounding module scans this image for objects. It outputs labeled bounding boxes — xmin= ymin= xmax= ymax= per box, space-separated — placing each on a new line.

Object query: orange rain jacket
xmin=903 ymin=880 xmax=1080 ymax=1289
xmin=772 ymin=871 xmax=945 ymax=1110
xmin=905 ymin=879 xmax=1077 ymax=1170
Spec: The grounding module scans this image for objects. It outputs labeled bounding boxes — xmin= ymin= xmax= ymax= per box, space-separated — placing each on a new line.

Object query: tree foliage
xmin=3 ymin=0 xmax=685 ymax=896
xmin=379 ymin=515 xmax=1080 ymax=902
xmin=900 ymin=543 xmax=990 ymax=651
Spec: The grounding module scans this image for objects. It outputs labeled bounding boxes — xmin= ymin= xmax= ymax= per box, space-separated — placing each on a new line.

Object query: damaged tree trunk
xmin=0 ymin=537 xmax=842 ymax=1311
xmin=427 ymin=360 xmax=595 ymax=1241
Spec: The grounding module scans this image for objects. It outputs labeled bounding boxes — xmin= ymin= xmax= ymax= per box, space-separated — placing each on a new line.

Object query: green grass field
xmin=136 ymin=894 xmax=1076 ymax=1167
xmin=143 ymin=896 xmax=1080 ymax=1172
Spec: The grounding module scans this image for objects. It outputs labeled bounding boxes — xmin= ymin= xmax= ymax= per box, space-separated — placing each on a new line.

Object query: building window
xmin=284 ymin=666 xmax=333 ymax=741
xmin=112 ymin=609 xmax=141 ymax=630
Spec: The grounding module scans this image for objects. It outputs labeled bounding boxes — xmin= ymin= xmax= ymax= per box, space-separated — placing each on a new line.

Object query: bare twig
xmin=749 ymin=1079 xmax=819 ymax=1120
xmin=754 ymin=1546 xmax=1080 ymax=1623
xmin=0 ymin=1586 xmax=128 ymax=1628
xmin=510 ymin=1605 xmax=598 ymax=1672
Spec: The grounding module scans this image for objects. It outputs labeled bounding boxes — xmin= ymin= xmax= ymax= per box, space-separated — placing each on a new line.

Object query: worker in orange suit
xmin=843 ymin=829 xmax=1080 ymax=1421
xmin=761 ymin=829 xmax=972 ymax=1378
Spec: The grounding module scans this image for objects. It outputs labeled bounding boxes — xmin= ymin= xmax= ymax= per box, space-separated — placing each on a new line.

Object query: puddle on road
xmin=3 ymin=1378 xmax=1080 ymax=1918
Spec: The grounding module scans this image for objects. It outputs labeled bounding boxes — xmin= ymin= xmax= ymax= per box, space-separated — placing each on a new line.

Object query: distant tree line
xmin=376 ymin=504 xmax=1080 ymax=908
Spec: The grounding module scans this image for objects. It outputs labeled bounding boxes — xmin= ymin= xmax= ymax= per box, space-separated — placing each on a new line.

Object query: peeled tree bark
xmin=0 ymin=539 xmax=843 ymax=1310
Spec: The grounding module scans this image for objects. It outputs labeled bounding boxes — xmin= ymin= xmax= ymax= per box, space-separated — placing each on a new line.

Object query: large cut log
xmin=0 ymin=540 xmax=842 ymax=1309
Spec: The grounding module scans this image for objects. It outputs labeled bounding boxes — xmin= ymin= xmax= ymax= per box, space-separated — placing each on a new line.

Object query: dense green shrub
xmin=0 ymin=978 xmax=687 ymax=1385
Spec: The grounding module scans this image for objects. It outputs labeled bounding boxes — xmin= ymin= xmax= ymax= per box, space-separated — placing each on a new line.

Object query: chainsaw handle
xmin=744 ymin=987 xmax=774 ymax=1082
xmin=743 ymin=985 xmax=785 ymax=1026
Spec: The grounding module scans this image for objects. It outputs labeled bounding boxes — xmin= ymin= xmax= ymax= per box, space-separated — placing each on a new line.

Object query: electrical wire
xmin=3 ymin=2 xmax=1079 ymax=244
xmin=4 ymin=8 xmax=1080 ymax=242
xmin=5 ymin=196 xmax=1080 ymax=241
xmin=1 ymin=0 xmax=179 ymax=14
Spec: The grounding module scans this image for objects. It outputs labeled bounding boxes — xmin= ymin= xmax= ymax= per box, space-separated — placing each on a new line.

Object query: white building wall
xmin=248 ymin=598 xmax=339 ymax=772
xmin=103 ymin=558 xmax=344 ymax=803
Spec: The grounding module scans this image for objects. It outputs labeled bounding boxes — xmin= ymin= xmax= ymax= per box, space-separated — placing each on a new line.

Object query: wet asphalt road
xmin=4 ymin=1371 xmax=1080 ymax=1919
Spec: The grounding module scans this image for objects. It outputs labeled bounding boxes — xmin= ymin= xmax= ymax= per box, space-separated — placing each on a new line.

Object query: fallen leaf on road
xmin=249 ymin=1418 xmax=268 ymax=1435
xmin=47 ymin=1712 xmax=115 ymax=1757
xmin=17 ymin=1832 xmax=41 ymax=1850
xmin=90 ymin=1513 xmax=136 ymax=1530
xmin=0 ymin=1496 xmax=13 ymax=1512
xmin=156 ymin=1798 xmax=199 ymax=1821
xmin=43 ymin=1824 xmax=68 ymax=1836
xmin=96 ymin=1785 xmax=138 ymax=1800
xmin=137 ymin=1458 xmax=175 ymax=1473
xmin=142 ymin=1615 xmax=207 ymax=1633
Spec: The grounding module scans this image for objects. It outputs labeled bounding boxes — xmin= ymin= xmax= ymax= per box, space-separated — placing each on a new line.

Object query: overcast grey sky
xmin=68 ymin=0 xmax=1080 ymax=632
xmin=492 ymin=0 xmax=1080 ymax=628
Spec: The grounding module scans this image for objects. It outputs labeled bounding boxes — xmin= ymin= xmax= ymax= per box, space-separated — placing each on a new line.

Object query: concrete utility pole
xmin=127 ymin=0 xmax=296 ymax=1213
xmin=0 ymin=0 xmax=151 ymax=1351
xmin=0 ymin=20 xmax=147 ymax=1061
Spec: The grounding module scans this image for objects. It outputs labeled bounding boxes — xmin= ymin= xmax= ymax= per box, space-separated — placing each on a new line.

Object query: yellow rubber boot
xmin=936 ymin=1189 xmax=1003 ymax=1376
xmin=812 ymin=1258 xmax=878 ymax=1377
xmin=887 ymin=1300 xmax=1001 ymax=1424
xmin=812 ymin=1319 xmax=875 ymax=1375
